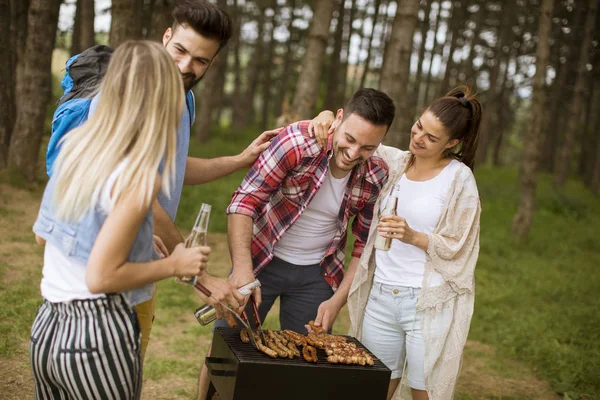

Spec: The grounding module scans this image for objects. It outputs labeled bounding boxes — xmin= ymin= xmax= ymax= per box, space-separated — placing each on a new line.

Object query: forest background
xmin=0 ymin=0 xmax=599 ymax=398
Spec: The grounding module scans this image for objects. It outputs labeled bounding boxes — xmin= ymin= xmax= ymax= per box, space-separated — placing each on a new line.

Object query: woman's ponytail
xmin=428 ymin=86 xmax=482 ymax=170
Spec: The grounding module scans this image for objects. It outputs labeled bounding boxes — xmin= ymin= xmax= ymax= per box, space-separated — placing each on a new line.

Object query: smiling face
xmin=409 ymin=110 xmax=459 ymax=160
xmin=330 ymin=111 xmax=387 ymax=178
xmin=162 ymin=24 xmax=221 ymax=91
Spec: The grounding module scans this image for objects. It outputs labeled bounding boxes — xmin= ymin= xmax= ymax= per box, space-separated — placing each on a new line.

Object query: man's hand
xmin=228 ymin=266 xmax=261 ymax=309
xmin=194 ymin=275 xmax=245 ymax=319
xmin=153 ymin=235 xmax=169 ymax=258
xmin=306 ymin=296 xmax=344 ymax=333
xmin=237 ymin=128 xmax=281 ymax=168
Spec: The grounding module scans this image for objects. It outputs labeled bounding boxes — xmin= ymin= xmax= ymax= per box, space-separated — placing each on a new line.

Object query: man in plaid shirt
xmin=223 ymin=88 xmax=395 ymax=334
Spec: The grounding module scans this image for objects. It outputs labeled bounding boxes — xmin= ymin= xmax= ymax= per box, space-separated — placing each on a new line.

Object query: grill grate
xmin=206 ymin=327 xmax=392 ymax=400
xmin=219 ymin=327 xmax=389 ymax=370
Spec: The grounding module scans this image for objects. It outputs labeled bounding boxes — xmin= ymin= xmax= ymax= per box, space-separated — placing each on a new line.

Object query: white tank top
xmin=40 ymin=161 xmax=127 ymax=302
xmin=273 ymin=168 xmax=350 ymax=265
xmin=374 ymin=160 xmax=460 ymax=287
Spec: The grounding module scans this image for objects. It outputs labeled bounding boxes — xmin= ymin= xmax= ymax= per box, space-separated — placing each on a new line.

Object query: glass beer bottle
xmin=374 ymin=187 xmax=399 ymax=251
xmin=177 ymin=203 xmax=211 ymax=285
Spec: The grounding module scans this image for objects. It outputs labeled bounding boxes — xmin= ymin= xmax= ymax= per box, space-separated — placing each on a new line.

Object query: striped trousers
xmin=29 ymin=294 xmax=142 ymax=399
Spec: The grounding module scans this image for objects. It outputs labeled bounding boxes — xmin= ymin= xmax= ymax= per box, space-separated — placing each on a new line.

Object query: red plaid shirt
xmin=226 ymin=121 xmax=389 ymax=290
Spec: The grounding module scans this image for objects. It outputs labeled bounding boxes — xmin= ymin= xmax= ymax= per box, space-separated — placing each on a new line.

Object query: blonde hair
xmin=53 ymin=40 xmax=184 ymax=221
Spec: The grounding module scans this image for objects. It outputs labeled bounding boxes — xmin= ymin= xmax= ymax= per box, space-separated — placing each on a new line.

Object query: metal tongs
xmin=240 ymin=297 xmax=267 ymax=348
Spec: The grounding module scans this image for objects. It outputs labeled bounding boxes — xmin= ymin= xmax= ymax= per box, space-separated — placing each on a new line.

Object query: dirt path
xmin=0 ymin=182 xmax=558 ymax=399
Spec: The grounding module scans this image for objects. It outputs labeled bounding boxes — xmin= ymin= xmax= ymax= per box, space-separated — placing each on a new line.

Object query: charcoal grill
xmin=205 ymin=327 xmax=391 ymax=400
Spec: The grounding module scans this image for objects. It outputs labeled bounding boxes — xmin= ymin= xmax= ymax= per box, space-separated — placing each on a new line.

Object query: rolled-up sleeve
xmin=227 ymin=127 xmax=304 ymax=220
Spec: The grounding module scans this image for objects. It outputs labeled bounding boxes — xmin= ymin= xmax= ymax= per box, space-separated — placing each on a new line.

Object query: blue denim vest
xmin=33 ymin=169 xmax=154 ymax=306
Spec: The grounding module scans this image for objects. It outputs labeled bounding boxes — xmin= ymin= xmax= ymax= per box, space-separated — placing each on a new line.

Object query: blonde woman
xmin=29 ymin=41 xmax=211 ymax=399
xmin=312 ymin=87 xmax=482 ymax=400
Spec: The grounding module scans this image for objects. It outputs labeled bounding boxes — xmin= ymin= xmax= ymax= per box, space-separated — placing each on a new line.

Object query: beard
xmin=181 ymin=72 xmax=204 ymax=92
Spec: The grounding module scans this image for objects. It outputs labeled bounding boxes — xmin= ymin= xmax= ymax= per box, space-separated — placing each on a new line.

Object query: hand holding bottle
xmin=169 ymin=243 xmax=210 ymax=279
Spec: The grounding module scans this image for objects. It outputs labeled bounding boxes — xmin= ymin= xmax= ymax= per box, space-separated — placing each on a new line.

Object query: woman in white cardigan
xmin=352 ymin=87 xmax=481 ymax=400
xmin=309 ymin=86 xmax=482 ymax=400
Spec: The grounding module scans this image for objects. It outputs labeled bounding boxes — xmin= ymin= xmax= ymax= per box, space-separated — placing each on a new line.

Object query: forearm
xmin=330 ymin=256 xmax=360 ymax=306
xmin=227 ymin=213 xmax=255 ymax=273
xmin=87 ymin=257 xmax=173 ymax=294
xmin=184 ymin=156 xmax=245 ymax=185
xmin=409 ymin=231 xmax=429 ymax=252
xmin=153 ymin=199 xmax=184 ymax=253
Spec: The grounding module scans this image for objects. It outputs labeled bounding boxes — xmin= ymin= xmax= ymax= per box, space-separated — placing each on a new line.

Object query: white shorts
xmin=361 ymin=282 xmax=425 ymax=390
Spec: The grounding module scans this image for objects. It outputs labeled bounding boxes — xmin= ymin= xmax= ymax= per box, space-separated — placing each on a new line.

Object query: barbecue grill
xmin=205 ymin=327 xmax=391 ymax=400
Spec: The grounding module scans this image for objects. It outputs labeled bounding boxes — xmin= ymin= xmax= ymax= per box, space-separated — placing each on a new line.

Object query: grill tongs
xmin=241 ymin=297 xmax=267 ymax=348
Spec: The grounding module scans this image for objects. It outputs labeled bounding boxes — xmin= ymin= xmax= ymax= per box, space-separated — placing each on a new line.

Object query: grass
xmin=179 ymin=133 xmax=600 ymax=398
xmin=1 ymin=124 xmax=598 ymax=398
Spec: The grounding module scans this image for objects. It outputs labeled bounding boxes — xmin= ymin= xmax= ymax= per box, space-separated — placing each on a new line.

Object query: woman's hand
xmin=378 ymin=215 xmax=429 ymax=251
xmin=308 ymin=110 xmax=335 ymax=149
xmin=169 ymin=243 xmax=210 ymax=278
xmin=378 ymin=215 xmax=417 ymax=244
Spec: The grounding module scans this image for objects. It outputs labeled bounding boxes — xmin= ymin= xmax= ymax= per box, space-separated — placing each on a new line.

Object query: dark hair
xmin=426 ymin=85 xmax=482 ymax=170
xmin=172 ymin=0 xmax=233 ymax=52
xmin=344 ymin=88 xmax=396 ymax=132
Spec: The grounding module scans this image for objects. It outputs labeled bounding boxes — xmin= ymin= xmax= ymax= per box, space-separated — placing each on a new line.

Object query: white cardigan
xmin=348 ymin=145 xmax=481 ymax=400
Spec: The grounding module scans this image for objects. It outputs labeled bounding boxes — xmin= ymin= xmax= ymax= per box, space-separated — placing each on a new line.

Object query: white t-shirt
xmin=273 ymin=169 xmax=350 ymax=265
xmin=374 ymin=160 xmax=461 ymax=287
xmin=40 ymin=161 xmax=126 ymax=302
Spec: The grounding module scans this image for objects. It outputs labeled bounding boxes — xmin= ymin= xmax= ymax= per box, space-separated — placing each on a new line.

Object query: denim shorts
xmin=361 ymin=282 xmax=425 ymax=389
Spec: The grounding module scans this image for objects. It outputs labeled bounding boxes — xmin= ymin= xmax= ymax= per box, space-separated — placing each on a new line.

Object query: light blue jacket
xmin=33 ymin=168 xmax=154 ymax=306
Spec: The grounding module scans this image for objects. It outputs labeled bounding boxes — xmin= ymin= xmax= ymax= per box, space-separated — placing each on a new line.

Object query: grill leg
xmin=206 ymin=381 xmax=217 ymax=400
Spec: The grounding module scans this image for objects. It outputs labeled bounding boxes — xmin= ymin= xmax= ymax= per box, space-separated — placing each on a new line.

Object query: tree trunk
xmin=195 ymin=0 xmax=229 ymax=142
xmin=492 ymin=57 xmax=512 ymax=166
xmin=261 ymin=0 xmax=278 ymax=130
xmin=348 ymin=7 xmax=368 ymax=94
xmin=230 ymin=0 xmax=243 ymax=132
xmin=459 ymin=0 xmax=484 ymax=87
xmin=290 ymin=0 xmax=336 ymax=119
xmin=7 ymin=0 xmax=61 ymax=181
xmin=0 ymin=0 xmax=15 ymax=169
xmin=512 ymin=0 xmax=554 ymax=240
xmin=412 ymin=0 xmax=432 ymax=110
xmin=71 ymin=0 xmax=83 ymax=55
xmin=379 ymin=0 xmax=420 ymax=149
xmin=150 ymin=0 xmax=175 ymax=42
xmin=326 ymin=0 xmax=351 ymax=110
xmin=541 ymin=60 xmax=568 ymax=171
xmin=195 ymin=46 xmax=229 ymax=142
xmin=475 ymin=1 xmax=512 ymax=166
xmin=339 ymin=0 xmax=358 ymax=103
xmin=110 ymin=0 xmax=142 ymax=47
xmin=439 ymin=0 xmax=463 ymax=95
xmin=232 ymin=5 xmax=266 ymax=131
xmin=274 ymin=0 xmax=297 ymax=120
xmin=578 ymin=71 xmax=594 ymax=180
xmin=553 ymin=0 xmax=597 ymax=188
xmin=359 ymin=0 xmax=382 ymax=89
xmin=12 ymin=0 xmax=31 ymax=105
xmin=422 ymin=0 xmax=444 ymax=107
xmin=80 ymin=0 xmax=95 ymax=49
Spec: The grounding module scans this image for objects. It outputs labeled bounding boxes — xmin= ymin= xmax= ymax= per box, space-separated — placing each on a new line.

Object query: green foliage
xmin=471 ymin=166 xmax=600 ymax=398
xmin=177 ymin=154 xmax=600 ymax=398
xmin=176 ymin=126 xmax=264 ymax=233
